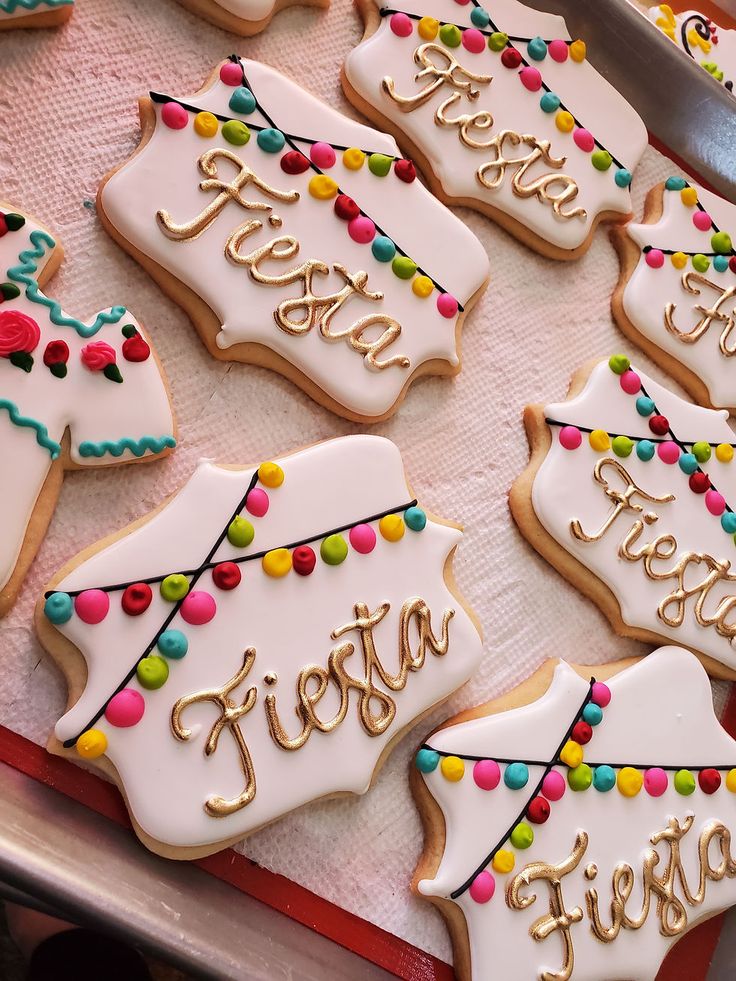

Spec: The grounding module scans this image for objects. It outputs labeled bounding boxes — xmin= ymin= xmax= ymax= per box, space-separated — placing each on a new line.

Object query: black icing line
xmin=644 ymin=180 xmax=736 ymax=259
xmin=544 ymin=418 xmax=736 ymax=450
xmin=423 ymin=745 xmax=736 ymax=771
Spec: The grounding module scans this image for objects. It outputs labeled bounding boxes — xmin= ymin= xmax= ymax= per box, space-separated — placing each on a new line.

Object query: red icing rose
xmin=81 ymin=340 xmax=117 ymax=371
xmin=0 ymin=310 xmax=41 ymax=357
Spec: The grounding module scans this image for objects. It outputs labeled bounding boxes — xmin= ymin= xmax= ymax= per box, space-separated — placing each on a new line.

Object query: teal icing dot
xmin=257 ymin=128 xmax=286 ymax=153
xmin=527 ymin=36 xmax=547 ymax=60
xmin=157 ymin=629 xmax=189 ymax=660
xmin=715 ymin=255 xmax=729 ymax=273
xmin=593 ymin=765 xmax=616 ymax=792
xmin=470 ymin=5 xmax=490 ymax=27
xmin=615 ymin=168 xmax=632 ymax=188
xmin=583 ymin=703 xmax=603 ymax=726
xmin=540 ymin=92 xmax=560 ymax=113
xmin=678 ymin=452 xmax=698 ymax=475
xmin=372 ymin=235 xmax=396 ymax=262
xmin=723 ymin=512 xmax=736 ymax=534
xmin=44 ymin=592 xmax=73 ymax=624
xmin=636 ymin=440 xmax=655 ymax=462
xmin=416 ymin=748 xmax=440 ymax=773
xmin=229 ymin=86 xmax=256 ymax=114
xmin=504 ymin=762 xmax=529 ymax=790
xmin=635 ymin=396 xmax=655 ymax=416
xmin=665 ymin=176 xmax=688 ymax=191
xmin=405 ymin=506 xmax=427 ymax=532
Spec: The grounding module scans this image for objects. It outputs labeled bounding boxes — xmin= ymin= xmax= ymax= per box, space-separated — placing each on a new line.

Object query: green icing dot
xmin=591 ymin=150 xmax=612 ymax=171
xmin=608 ymin=354 xmax=630 ymax=375
xmin=612 ymin=435 xmax=634 ymax=458
xmin=229 ymin=86 xmax=256 ymax=114
xmin=4 ymin=213 xmax=25 ymax=231
xmin=568 ymin=763 xmax=593 ymax=791
xmin=321 ymin=534 xmax=348 ymax=565
xmin=257 ymin=128 xmax=285 ymax=152
xmin=160 ymin=574 xmax=189 ymax=602
xmin=368 ymin=153 xmax=392 ymax=177
xmin=488 ymin=31 xmax=508 ymax=51
xmin=222 ymin=120 xmax=250 ymax=146
xmin=439 ymin=23 xmax=462 ymax=47
xmin=665 ymin=176 xmax=688 ymax=191
xmin=136 ymin=655 xmax=170 ymax=690
xmin=510 ymin=822 xmax=534 ymax=849
xmin=674 ymin=769 xmax=696 ymax=795
xmin=121 ymin=324 xmax=138 ymax=338
xmin=392 ymin=256 xmax=418 ymax=280
xmin=692 ymin=441 xmax=712 ymax=463
xmin=228 ymin=516 xmax=254 ymax=548
xmin=712 ymin=231 xmax=733 ymax=254
xmin=693 ymin=253 xmax=711 ymax=273
xmin=0 ymin=283 xmax=20 ymax=300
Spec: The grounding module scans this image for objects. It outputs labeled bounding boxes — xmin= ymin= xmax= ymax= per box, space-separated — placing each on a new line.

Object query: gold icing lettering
xmin=665 ymin=271 xmax=736 ymax=356
xmin=382 ymin=43 xmax=492 ymax=111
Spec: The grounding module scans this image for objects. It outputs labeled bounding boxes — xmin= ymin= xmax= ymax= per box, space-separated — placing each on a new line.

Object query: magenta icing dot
xmin=219 ymin=62 xmax=243 ymax=86
xmin=706 ymin=490 xmax=726 ymax=516
xmin=644 ymin=767 xmax=668 ymax=797
xmin=548 ymin=39 xmax=569 ymax=62
xmin=693 ymin=210 xmax=712 ymax=231
xmin=105 ymin=688 xmax=145 ymax=728
xmin=591 ymin=681 xmax=611 ymax=707
xmin=559 ymin=425 xmax=582 ymax=450
xmin=657 ymin=440 xmax=680 ymax=465
xmin=246 ymin=488 xmax=269 ymax=517
xmin=390 ymin=11 xmax=413 ymax=36
xmin=161 ymin=102 xmax=188 ymax=130
xmin=519 ymin=66 xmax=542 ymax=91
xmin=74 ymin=589 xmax=110 ymax=624
xmin=473 ymin=759 xmax=501 ymax=790
xmin=348 ymin=216 xmax=377 ymax=244
xmin=469 ymin=871 xmax=495 ymax=904
xmin=436 ymin=293 xmax=458 ymax=318
xmin=619 ymin=369 xmax=641 ymax=395
xmin=462 ymin=28 xmax=486 ymax=54
xmin=310 ymin=141 xmax=337 ymax=168
xmin=349 ymin=523 xmax=377 ymax=554
xmin=180 ymin=590 xmax=217 ymax=625
xmin=573 ymin=128 xmax=595 ymax=153
xmin=645 ymin=249 xmax=665 ymax=269
xmin=542 ymin=769 xmax=566 ymax=801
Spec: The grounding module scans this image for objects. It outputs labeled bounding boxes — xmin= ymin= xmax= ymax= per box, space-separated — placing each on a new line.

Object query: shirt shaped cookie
xmin=0 ymin=0 xmax=72 ymax=28
xmin=343 ymin=0 xmax=648 ymax=259
xmin=649 ymin=5 xmax=735 ymax=91
xmin=39 ymin=435 xmax=483 ymax=857
xmin=0 ymin=206 xmax=175 ymax=616
xmin=173 ymin=0 xmax=327 ymax=36
xmin=414 ymin=647 xmax=736 ymax=981
xmin=98 ymin=57 xmax=490 ymax=423
xmin=510 ymin=355 xmax=736 ymax=678
xmin=613 ymin=176 xmax=736 ymax=412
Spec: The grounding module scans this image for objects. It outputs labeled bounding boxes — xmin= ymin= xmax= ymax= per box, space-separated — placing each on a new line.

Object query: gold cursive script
xmin=665 ymin=271 xmax=736 ymax=356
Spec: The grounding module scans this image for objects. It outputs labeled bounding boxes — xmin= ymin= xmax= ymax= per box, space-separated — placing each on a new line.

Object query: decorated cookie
xmin=649 ymin=5 xmax=735 ymax=91
xmin=413 ymin=646 xmax=736 ymax=981
xmin=173 ymin=0 xmax=327 ymax=35
xmin=38 ymin=435 xmax=482 ymax=857
xmin=612 ymin=177 xmax=736 ymax=412
xmin=98 ymin=57 xmax=490 ymax=424
xmin=510 ymin=355 xmax=736 ymax=679
xmin=0 ymin=204 xmax=176 ymax=616
xmin=342 ymin=0 xmax=648 ymax=259
xmin=0 ymin=0 xmax=72 ymax=29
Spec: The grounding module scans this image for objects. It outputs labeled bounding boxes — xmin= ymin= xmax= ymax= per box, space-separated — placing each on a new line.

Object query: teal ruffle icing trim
xmin=0 ymin=0 xmax=72 ymax=11
xmin=0 ymin=399 xmax=61 ymax=458
xmin=77 ymin=435 xmax=177 ymax=459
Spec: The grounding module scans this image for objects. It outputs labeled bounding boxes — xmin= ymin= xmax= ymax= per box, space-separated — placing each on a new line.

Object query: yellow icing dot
xmin=569 ymin=39 xmax=586 ymax=62
xmin=258 ymin=461 xmax=284 ymax=487
xmin=559 ymin=739 xmax=583 ymax=768
xmin=681 ymin=186 xmax=698 ymax=207
xmin=726 ymin=768 xmax=736 ymax=792
xmin=671 ymin=251 xmax=688 ymax=270
xmin=441 ymin=755 xmax=465 ymax=781
xmin=418 ymin=15 xmax=439 ymax=40
xmin=379 ymin=514 xmax=405 ymax=542
xmin=716 ymin=443 xmax=734 ymax=463
xmin=492 ymin=849 xmax=515 ymax=874
xmin=412 ymin=275 xmax=434 ymax=298
xmin=309 ymin=175 xmax=338 ymax=200
xmin=555 ymin=111 xmax=575 ymax=133
xmin=194 ymin=111 xmax=219 ymax=138
xmin=589 ymin=429 xmax=611 ymax=452
xmin=262 ymin=548 xmax=293 ymax=578
xmin=617 ymin=767 xmax=643 ymax=797
xmin=76 ymin=729 xmax=108 ymax=759
xmin=343 ymin=147 xmax=365 ymax=170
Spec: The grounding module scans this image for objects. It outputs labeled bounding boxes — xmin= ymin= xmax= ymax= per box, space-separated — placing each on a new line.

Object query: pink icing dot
xmin=706 ymin=490 xmax=726 ymax=516
xmin=573 ymin=128 xmax=595 ymax=153
xmin=542 ymin=770 xmax=566 ymax=801
xmin=246 ymin=488 xmax=269 ymax=517
xmin=657 ymin=440 xmax=680 ymax=464
xmin=437 ymin=293 xmax=458 ymax=318
xmin=473 ymin=759 xmax=501 ymax=791
xmin=180 ymin=590 xmax=216 ymax=625
xmin=469 ymin=871 xmax=495 ymax=904
xmin=548 ymin=39 xmax=569 ymax=62
xmin=310 ymin=141 xmax=336 ymax=168
xmin=645 ymin=249 xmax=665 ymax=269
xmin=348 ymin=216 xmax=377 ymax=244
xmin=349 ymin=523 xmax=377 ymax=554
xmin=462 ymin=28 xmax=486 ymax=54
xmin=105 ymin=689 xmax=145 ymax=728
xmin=161 ymin=101 xmax=188 ymax=130
xmin=219 ymin=62 xmax=243 ymax=86
xmin=619 ymin=369 xmax=641 ymax=395
xmin=591 ymin=682 xmax=611 ymax=708
xmin=453 ymin=0 xmax=470 ymax=5
xmin=74 ymin=589 xmax=110 ymax=624
xmin=390 ymin=11 xmax=413 ymax=36
xmin=693 ymin=210 xmax=712 ymax=231
xmin=519 ymin=66 xmax=542 ymax=91
xmin=644 ymin=767 xmax=668 ymax=797
xmin=559 ymin=426 xmax=582 ymax=450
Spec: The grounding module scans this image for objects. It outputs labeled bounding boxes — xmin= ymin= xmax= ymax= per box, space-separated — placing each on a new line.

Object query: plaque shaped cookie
xmin=343 ymin=0 xmax=648 ymax=259
xmin=0 ymin=204 xmax=175 ymax=617
xmin=413 ymin=647 xmax=736 ymax=981
xmin=649 ymin=4 xmax=736 ymax=92
xmin=98 ymin=57 xmax=490 ymax=423
xmin=0 ymin=0 xmax=71 ymax=28
xmin=510 ymin=355 xmax=736 ymax=679
xmin=173 ymin=0 xmax=327 ymax=36
xmin=613 ymin=177 xmax=736 ymax=412
xmin=38 ymin=435 xmax=483 ymax=857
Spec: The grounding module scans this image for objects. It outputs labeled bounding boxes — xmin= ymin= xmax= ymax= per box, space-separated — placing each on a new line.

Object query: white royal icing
xmin=344 ymin=0 xmax=648 ymax=252
xmin=623 ymin=181 xmax=736 ymax=409
xmin=0 ymin=206 xmax=175 ymax=600
xmin=529 ymin=358 xmax=736 ymax=671
xmin=100 ymin=58 xmax=490 ymax=421
xmin=418 ymin=647 xmax=736 ymax=981
xmin=649 ymin=5 xmax=736 ymax=91
xmin=50 ymin=435 xmax=483 ymax=850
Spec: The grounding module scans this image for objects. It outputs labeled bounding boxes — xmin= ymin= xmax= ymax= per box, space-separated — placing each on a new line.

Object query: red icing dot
xmin=729 ymin=256 xmax=736 ymax=274
xmin=334 ymin=194 xmax=360 ymax=221
xmin=219 ymin=62 xmax=243 ymax=86
xmin=648 ymin=414 xmax=670 ymax=436
xmin=212 ymin=562 xmax=242 ymax=590
xmin=527 ymin=797 xmax=551 ymax=824
xmin=43 ymin=339 xmax=69 ymax=366
xmin=501 ymin=47 xmax=523 ymax=69
xmin=122 ymin=334 xmax=151 ymax=362
xmin=689 ymin=472 xmax=711 ymax=494
xmin=293 ymin=545 xmax=316 ymax=576
xmin=280 ymin=150 xmax=311 ymax=175
xmin=394 ymin=159 xmax=416 ymax=183
xmin=0 ymin=214 xmax=7 ymax=237
xmin=699 ymin=768 xmax=722 ymax=794
xmin=121 ymin=582 xmax=153 ymax=616
xmin=572 ymin=721 xmax=592 ymax=746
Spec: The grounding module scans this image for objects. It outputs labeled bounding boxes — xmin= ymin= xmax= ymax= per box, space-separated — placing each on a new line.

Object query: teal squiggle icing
xmin=78 ymin=435 xmax=177 ymax=459
xmin=7 ymin=230 xmax=126 ymax=338
xmin=0 ymin=399 xmax=61 ymax=458
xmin=0 ymin=0 xmax=72 ymax=11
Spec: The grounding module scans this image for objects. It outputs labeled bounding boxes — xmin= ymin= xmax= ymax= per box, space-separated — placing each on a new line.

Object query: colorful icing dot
xmin=619 ymin=369 xmax=641 ymax=395
xmin=349 ymin=523 xmax=377 ymax=554
xmin=405 ymin=506 xmax=427 ymax=531
xmin=573 ymin=128 xmax=595 ymax=153
xmin=441 ymin=755 xmax=465 ymax=781
xmin=469 ymin=871 xmax=495 ymax=904
xmin=416 ymin=748 xmax=440 ymax=772
xmin=593 ymin=765 xmax=616 ymax=792
xmin=492 ymin=850 xmax=515 ymax=874
xmin=437 ymin=293 xmax=459 ymax=318
xmin=527 ymin=796 xmax=550 ymax=824
xmin=727 ymin=769 xmax=736 ymax=793
xmin=194 ymin=111 xmax=219 ymax=138
xmin=693 ymin=254 xmax=711 ymax=273
xmin=44 ymin=592 xmax=73 ymax=624
xmin=335 ymin=195 xmax=360 ymax=221
xmin=636 ymin=440 xmax=655 ymax=462
xmin=559 ymin=426 xmax=582 ymax=450
xmin=671 ymin=252 xmax=688 ymax=270
xmin=608 ymin=354 xmax=630 ymax=374
xmin=582 ymin=702 xmax=603 ymax=726
xmin=572 ymin=721 xmax=593 ymax=745
xmin=488 ymin=31 xmax=508 ymax=52
xmin=542 ymin=770 xmax=566 ymax=801
xmin=105 ymin=689 xmax=145 ymax=728
xmin=617 ymin=767 xmax=643 ymax=797
xmin=706 ymin=491 xmax=726 ymax=516
xmin=257 ymin=461 xmax=283 ymax=488
xmin=470 ymin=6 xmax=489 ymax=28
xmin=712 ymin=231 xmax=733 ymax=254
xmin=394 ymin=159 xmax=416 ymax=184
xmin=229 ymin=86 xmax=256 ymax=114
xmin=519 ymin=66 xmax=542 ymax=91
xmin=715 ymin=256 xmax=729 ymax=273
xmin=693 ymin=210 xmax=713 ymax=231
xmin=157 ymin=629 xmax=188 ymax=660
xmin=612 ymin=435 xmax=633 ymax=458
xmin=678 ymin=452 xmax=697 ymax=475
xmin=462 ymin=28 xmax=486 ymax=54
xmin=121 ymin=582 xmax=153 ymax=616
xmin=180 ymin=590 xmax=216 ymax=624
xmin=510 ymin=822 xmax=534 ymax=849
xmin=390 ymin=11 xmax=413 ymax=36
xmin=681 ymin=186 xmax=698 ymax=207
xmin=228 ymin=516 xmax=255 ymax=548
xmin=717 ymin=443 xmax=734 ymax=463
xmin=648 ymin=414 xmax=669 ymax=436
xmin=527 ymin=36 xmax=547 ymax=60
xmin=568 ymin=763 xmax=593 ymax=791
xmin=257 ymin=129 xmax=286 ymax=153
xmin=699 ymin=768 xmax=722 ymax=794
xmin=372 ymin=236 xmax=396 ymax=262
xmin=379 ymin=514 xmax=405 ymax=542
xmin=418 ymin=15 xmax=439 ymax=39
xmin=501 ymin=47 xmax=522 ymax=68
xmin=504 ymin=762 xmax=529 ymax=790
xmin=540 ymin=92 xmax=560 ymax=113
xmin=645 ymin=248 xmax=665 ymax=269
xmin=723 ymin=512 xmax=736 ymax=534
xmin=569 ymin=39 xmax=586 ymax=61
xmin=589 ymin=429 xmax=610 ymax=452
xmin=262 ymin=549 xmax=293 ymax=578
xmin=730 ymin=257 xmax=736 ymax=274
xmin=292 ymin=544 xmax=317 ymax=576
xmin=636 ymin=396 xmax=655 ymax=416
xmin=136 ymin=655 xmax=169 ymax=690
xmin=439 ymin=23 xmax=462 ymax=47
xmin=591 ymin=682 xmax=611 ymax=707
xmin=690 ymin=472 xmax=711 ymax=494
xmin=615 ymin=169 xmax=632 ymax=188
xmin=76 ymin=729 xmax=107 ymax=760
xmin=74 ymin=589 xmax=110 ymax=624
xmin=692 ymin=441 xmax=712 ymax=463
xmin=246 ymin=488 xmax=269 ymax=517
xmin=368 ymin=153 xmax=393 ymax=177
xmin=161 ymin=101 xmax=188 ymax=130
xmin=591 ymin=150 xmax=612 ymax=171
xmin=666 ymin=176 xmax=688 ymax=191
xmin=281 ymin=151 xmax=310 ymax=175
xmin=161 ymin=574 xmax=189 ymax=602
xmin=392 ymin=256 xmax=418 ymax=280
xmin=559 ymin=740 xmax=583 ymax=769
xmin=555 ymin=111 xmax=575 ymax=133
xmin=674 ymin=769 xmax=696 ymax=795
xmin=309 ymin=175 xmax=338 ymax=200
xmin=212 ymin=562 xmax=242 ymax=590
xmin=473 ymin=759 xmax=501 ymax=790
xmin=644 ymin=767 xmax=668 ymax=797
xmin=343 ymin=147 xmax=365 ymax=170
xmin=348 ymin=216 xmax=377 ymax=244
xmin=219 ymin=62 xmax=243 ymax=86
xmin=321 ymin=534 xmax=348 ymax=565
xmin=657 ymin=441 xmax=680 ymax=465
